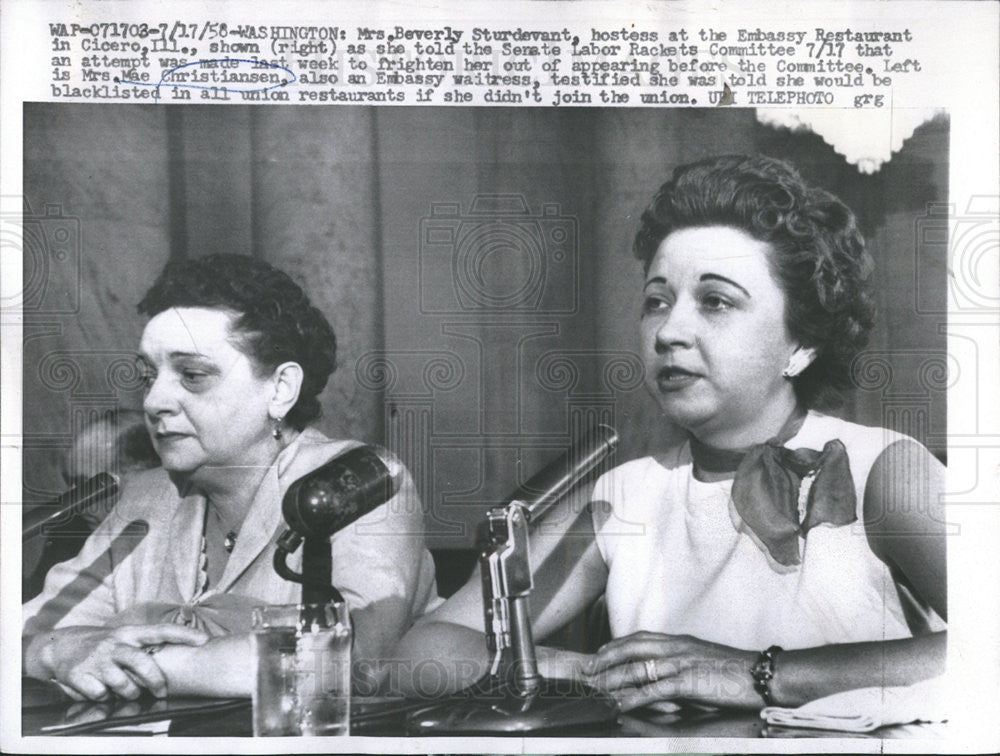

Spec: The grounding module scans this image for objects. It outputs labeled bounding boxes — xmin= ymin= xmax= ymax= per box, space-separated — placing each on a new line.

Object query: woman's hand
xmin=581 ymin=632 xmax=759 ymax=711
xmin=27 ymin=623 xmax=209 ymax=701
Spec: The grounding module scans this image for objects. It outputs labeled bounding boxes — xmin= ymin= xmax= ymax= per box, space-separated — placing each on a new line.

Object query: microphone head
xmin=281 ymin=445 xmax=402 ymax=539
xmin=510 ymin=423 xmax=619 ymax=521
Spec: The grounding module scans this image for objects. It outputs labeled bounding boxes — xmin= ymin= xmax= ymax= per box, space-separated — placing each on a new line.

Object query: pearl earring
xmin=272 ymin=416 xmax=284 ymax=441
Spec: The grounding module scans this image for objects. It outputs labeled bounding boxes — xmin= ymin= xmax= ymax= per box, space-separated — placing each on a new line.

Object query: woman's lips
xmin=656 ymin=366 xmax=701 ymax=391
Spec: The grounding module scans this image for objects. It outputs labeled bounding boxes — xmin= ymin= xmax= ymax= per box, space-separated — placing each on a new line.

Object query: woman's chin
xmin=157 ymin=454 xmax=198 ymax=474
xmin=158 ymin=457 xmax=205 ymax=488
xmin=655 ymin=399 xmax=713 ymax=434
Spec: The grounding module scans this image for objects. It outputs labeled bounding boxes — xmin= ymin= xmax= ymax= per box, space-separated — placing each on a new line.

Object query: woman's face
xmin=640 ymin=225 xmax=802 ymax=447
xmin=139 ymin=307 xmax=277 ymax=483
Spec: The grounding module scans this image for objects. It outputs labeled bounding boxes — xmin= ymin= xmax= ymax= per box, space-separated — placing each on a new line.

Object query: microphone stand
xmin=22 ymin=472 xmax=119 ymax=540
xmin=273 ymin=528 xmax=344 ymax=627
xmin=408 ymin=425 xmax=621 ymax=735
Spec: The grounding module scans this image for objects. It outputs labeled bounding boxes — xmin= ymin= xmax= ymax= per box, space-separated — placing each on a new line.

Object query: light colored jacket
xmin=24 ymin=428 xmax=438 ymax=637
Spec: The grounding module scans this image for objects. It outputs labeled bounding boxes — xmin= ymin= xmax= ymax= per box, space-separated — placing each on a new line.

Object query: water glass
xmin=252 ymin=602 xmax=352 ymax=736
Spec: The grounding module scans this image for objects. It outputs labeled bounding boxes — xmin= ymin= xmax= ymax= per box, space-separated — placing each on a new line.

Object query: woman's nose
xmin=654 ymin=299 xmax=697 ymax=352
xmin=142 ymin=374 xmax=176 ymax=417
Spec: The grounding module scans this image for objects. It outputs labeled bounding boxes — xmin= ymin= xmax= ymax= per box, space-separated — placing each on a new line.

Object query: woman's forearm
xmin=769 ymin=631 xmax=946 ymax=708
xmin=388 ymin=621 xmax=491 ymax=698
xmin=153 ymin=619 xmax=487 ymax=700
xmin=582 ymin=631 xmax=947 ymax=712
xmin=153 ymin=634 xmax=254 ymax=697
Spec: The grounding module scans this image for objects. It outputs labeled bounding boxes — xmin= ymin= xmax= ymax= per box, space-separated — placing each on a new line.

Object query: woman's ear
xmin=269 ymin=362 xmax=304 ymax=420
xmin=782 ymin=346 xmax=817 ymax=379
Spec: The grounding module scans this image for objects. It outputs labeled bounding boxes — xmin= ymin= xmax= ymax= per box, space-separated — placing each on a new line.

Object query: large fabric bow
xmin=689 ymin=416 xmax=857 ymax=567
xmin=105 ymin=593 xmax=262 ymax=636
xmin=730 ymin=439 xmax=857 ymax=566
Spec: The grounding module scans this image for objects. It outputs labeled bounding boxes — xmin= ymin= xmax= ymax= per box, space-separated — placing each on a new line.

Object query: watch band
xmin=750 ymin=644 xmax=783 ymax=706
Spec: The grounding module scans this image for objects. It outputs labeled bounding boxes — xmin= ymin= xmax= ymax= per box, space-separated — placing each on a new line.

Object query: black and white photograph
xmin=2 ymin=1 xmax=998 ymax=753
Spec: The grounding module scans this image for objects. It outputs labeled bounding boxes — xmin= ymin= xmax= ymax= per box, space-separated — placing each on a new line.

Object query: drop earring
xmin=272 ymin=416 xmax=284 ymax=441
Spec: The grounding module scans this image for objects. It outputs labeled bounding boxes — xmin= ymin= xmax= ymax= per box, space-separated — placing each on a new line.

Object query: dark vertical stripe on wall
xmin=165 ymin=107 xmax=187 ymax=260
xmin=249 ymin=108 xmax=263 ymax=258
xmin=368 ymin=109 xmax=387 ymax=443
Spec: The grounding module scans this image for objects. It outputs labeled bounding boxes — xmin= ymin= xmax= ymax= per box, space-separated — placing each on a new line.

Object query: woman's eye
xmin=181 ymin=371 xmax=208 ymax=387
xmin=701 ymin=293 xmax=732 ymax=311
xmin=139 ymin=370 xmax=156 ymax=389
xmin=642 ymin=295 xmax=672 ymax=315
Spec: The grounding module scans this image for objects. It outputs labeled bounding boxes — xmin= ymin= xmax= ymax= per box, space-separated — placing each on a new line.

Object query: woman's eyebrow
xmin=643 ymin=276 xmax=667 ymax=289
xmin=700 ymin=273 xmax=751 ymax=298
xmin=137 ymin=350 xmax=210 ymax=363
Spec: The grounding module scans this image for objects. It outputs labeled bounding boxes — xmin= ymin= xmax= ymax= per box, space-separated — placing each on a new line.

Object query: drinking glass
xmin=252 ymin=602 xmax=351 ymax=736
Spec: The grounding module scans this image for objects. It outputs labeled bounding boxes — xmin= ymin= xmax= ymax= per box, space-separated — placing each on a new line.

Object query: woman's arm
xmin=331 ymin=467 xmax=440 ymax=694
xmin=582 ymin=630 xmax=945 ymax=711
xmin=149 ymin=633 xmax=253 ymax=697
xmin=21 ymin=499 xmax=214 ymax=700
xmin=863 ymin=439 xmax=947 ymax=619
xmin=768 ymin=632 xmax=945 ymax=707
xmin=147 ymin=599 xmax=430 ymax=699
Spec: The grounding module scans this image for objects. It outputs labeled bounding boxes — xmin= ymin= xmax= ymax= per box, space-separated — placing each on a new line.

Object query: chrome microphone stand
xmin=408 ymin=425 xmax=620 ymax=735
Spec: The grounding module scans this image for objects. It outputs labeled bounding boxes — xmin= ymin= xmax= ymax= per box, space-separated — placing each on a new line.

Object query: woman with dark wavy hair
xmin=397 ymin=155 xmax=946 ymax=712
xmin=23 ymin=254 xmax=438 ymax=700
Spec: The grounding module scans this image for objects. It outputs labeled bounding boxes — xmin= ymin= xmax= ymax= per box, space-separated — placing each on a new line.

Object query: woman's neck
xmin=690 ymin=401 xmax=806 ymax=451
xmin=688 ymin=404 xmax=807 ymax=483
xmin=199 ymin=466 xmax=270 ymax=530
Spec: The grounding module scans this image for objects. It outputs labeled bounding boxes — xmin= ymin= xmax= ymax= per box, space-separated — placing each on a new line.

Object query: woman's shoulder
xmin=291 ymin=427 xmax=361 ymax=454
xmin=112 ymin=466 xmax=181 ymax=523
xmin=800 ymin=411 xmax=938 ymax=495
xmin=801 ymin=411 xmax=924 ymax=455
xmin=277 ymin=428 xmax=366 ymax=480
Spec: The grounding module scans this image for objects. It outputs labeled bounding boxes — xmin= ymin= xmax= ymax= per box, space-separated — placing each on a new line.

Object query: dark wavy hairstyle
xmin=137 ymin=254 xmax=337 ymax=430
xmin=633 ymin=154 xmax=875 ymax=408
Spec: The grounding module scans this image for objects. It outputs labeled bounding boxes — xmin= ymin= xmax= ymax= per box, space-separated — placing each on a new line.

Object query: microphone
xmin=280 ymin=445 xmax=403 ymax=540
xmin=22 ymin=472 xmax=120 ymax=540
xmin=273 ymin=445 xmax=403 ymax=614
xmin=504 ymin=423 xmax=619 ymax=523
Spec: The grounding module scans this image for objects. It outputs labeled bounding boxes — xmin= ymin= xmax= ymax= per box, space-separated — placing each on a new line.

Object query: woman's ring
xmin=644 ymin=658 xmax=659 ymax=684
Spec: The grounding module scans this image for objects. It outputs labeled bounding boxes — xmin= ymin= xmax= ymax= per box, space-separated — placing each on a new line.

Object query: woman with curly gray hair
xmin=397 ymin=155 xmax=946 ymax=712
xmin=24 ymin=254 xmax=438 ymax=701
